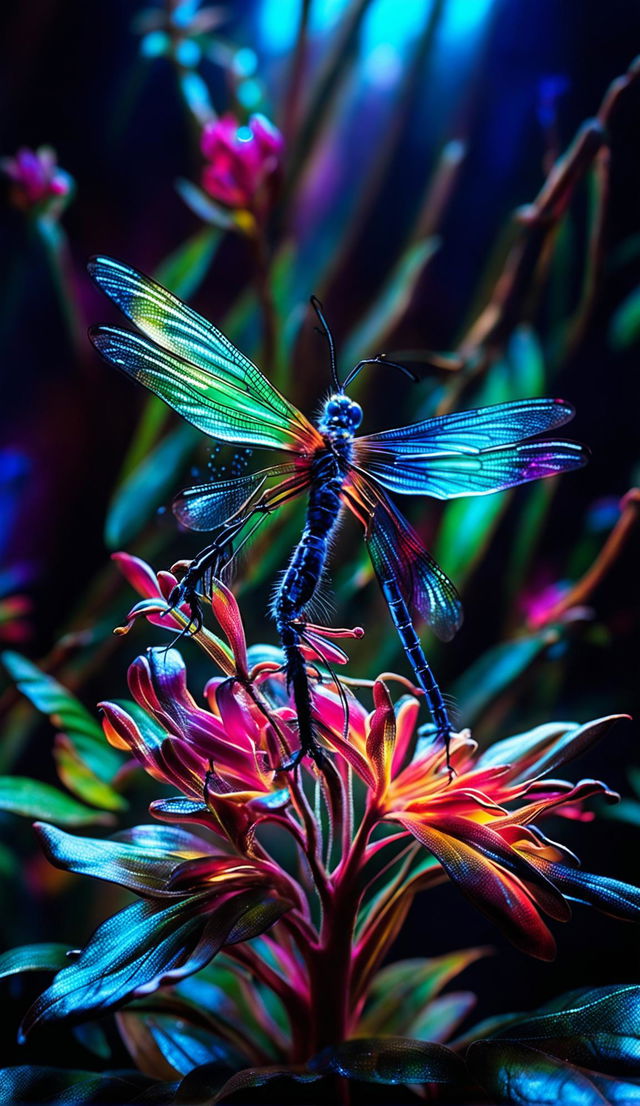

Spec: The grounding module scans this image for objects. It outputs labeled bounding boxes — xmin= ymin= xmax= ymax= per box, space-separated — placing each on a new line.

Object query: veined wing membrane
xmin=344 ymin=471 xmax=462 ymax=642
xmin=173 ymin=464 xmax=298 ymax=532
xmin=90 ymin=326 xmax=309 ymax=451
xmin=358 ymin=398 xmax=577 ymax=454
xmin=88 ymin=256 xmax=317 ymax=450
xmin=356 ymin=439 xmax=588 ymax=499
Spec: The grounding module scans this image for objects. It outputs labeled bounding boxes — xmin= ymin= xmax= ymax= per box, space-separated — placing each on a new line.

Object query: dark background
xmin=1 ymin=0 xmax=640 ymax=1081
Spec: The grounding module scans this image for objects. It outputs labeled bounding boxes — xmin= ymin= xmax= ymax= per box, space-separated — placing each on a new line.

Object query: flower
xmin=12 ymin=553 xmax=640 ymax=1084
xmin=1 ymin=146 xmax=73 ymax=218
xmin=200 ymin=113 xmax=283 ymax=214
xmin=318 ymin=680 xmax=631 ymax=962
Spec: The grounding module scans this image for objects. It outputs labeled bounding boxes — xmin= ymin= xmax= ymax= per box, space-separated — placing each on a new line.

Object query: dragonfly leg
xmin=277 ymin=619 xmax=326 ymax=771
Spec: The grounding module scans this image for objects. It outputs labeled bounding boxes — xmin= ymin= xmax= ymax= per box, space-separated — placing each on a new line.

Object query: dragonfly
xmin=89 ymin=256 xmax=587 ymax=769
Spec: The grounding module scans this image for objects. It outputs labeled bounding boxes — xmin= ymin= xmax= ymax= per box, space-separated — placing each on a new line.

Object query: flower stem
xmin=306 ymin=805 xmax=378 ymax=1053
xmin=250 ymin=227 xmax=277 ymax=377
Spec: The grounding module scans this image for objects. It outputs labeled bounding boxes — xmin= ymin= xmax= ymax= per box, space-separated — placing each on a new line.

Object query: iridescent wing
xmin=344 ymin=470 xmax=462 ymax=642
xmin=173 ymin=464 xmax=304 ymax=533
xmin=354 ymin=398 xmax=588 ymax=498
xmin=88 ymin=257 xmax=321 ymax=453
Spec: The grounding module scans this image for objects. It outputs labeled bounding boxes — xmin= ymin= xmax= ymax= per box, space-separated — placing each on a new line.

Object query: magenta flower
xmin=1 ymin=146 xmax=73 ymax=218
xmin=200 ymin=113 xmax=283 ymax=214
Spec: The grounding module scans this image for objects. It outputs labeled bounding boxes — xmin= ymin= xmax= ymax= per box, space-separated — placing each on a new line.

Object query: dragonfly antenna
xmin=310 ymin=295 xmax=341 ymax=391
xmin=342 ymin=355 xmax=419 ymax=391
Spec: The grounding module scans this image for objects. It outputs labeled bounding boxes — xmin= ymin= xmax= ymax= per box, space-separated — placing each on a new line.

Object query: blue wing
xmin=354 ymin=398 xmax=588 ymax=498
xmin=88 ymin=256 xmax=319 ymax=452
xmin=358 ymin=398 xmax=577 ymax=453
xmin=344 ymin=471 xmax=462 ymax=642
xmin=173 ymin=464 xmax=297 ymax=532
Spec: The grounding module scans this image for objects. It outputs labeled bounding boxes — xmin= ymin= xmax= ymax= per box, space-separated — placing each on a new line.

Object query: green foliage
xmin=0 ymin=778 xmax=115 ymax=826
xmin=2 ymin=651 xmax=125 ymax=811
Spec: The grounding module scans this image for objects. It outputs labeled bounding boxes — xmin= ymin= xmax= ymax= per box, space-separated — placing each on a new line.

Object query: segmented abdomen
xmin=274 ymin=451 xmax=344 ymax=630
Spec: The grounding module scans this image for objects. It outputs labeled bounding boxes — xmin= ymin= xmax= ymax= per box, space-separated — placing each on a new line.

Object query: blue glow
xmin=237 ymin=79 xmax=263 ymax=110
xmin=175 ymin=39 xmax=201 ymax=68
xmin=257 ymin=0 xmax=496 ymax=64
xmin=172 ymin=0 xmax=201 ymax=29
xmin=234 ymin=47 xmax=258 ymax=78
xmin=257 ymin=0 xmax=348 ymax=54
xmin=361 ymin=0 xmax=431 ymax=59
xmin=440 ymin=0 xmax=496 ymax=39
xmin=140 ymin=30 xmax=170 ymax=58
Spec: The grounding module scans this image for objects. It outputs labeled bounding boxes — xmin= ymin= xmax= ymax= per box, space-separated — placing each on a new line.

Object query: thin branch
xmin=532 ymin=488 xmax=640 ymax=628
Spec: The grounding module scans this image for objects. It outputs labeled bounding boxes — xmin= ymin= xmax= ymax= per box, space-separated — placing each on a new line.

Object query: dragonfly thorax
xmin=318 ymin=393 xmax=363 ymax=440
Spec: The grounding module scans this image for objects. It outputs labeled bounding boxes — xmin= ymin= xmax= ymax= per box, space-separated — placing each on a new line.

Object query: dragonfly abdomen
xmin=273 ymin=451 xmax=346 ymax=765
xmin=376 ymin=568 xmax=452 ymax=744
xmin=275 ymin=454 xmax=344 ymax=624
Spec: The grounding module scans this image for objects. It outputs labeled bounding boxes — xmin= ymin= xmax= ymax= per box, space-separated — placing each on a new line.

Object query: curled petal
xmin=394 ymin=814 xmax=565 ymax=960
xmin=209 ymin=580 xmax=249 ymax=678
xmin=112 ymin=552 xmax=167 ymax=598
xmin=366 ymin=681 xmax=396 ymax=797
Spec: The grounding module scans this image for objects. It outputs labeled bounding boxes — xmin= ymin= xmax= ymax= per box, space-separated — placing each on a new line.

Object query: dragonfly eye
xmin=348 ymin=401 xmax=363 ymax=429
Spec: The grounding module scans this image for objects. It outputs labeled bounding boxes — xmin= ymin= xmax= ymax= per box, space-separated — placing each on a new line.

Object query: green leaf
xmin=434 ymin=491 xmax=510 ymax=587
xmin=309 ymin=1037 xmax=465 ymax=1084
xmin=409 ymin=991 xmax=477 ymax=1044
xmin=104 ymin=423 xmax=198 ymax=548
xmin=0 ymin=1066 xmax=175 ymax=1105
xmin=342 ymin=237 xmax=440 ymax=369
xmin=2 ymin=652 xmax=103 ymax=742
xmin=54 ymin=738 xmax=127 ymax=812
xmin=0 ymin=778 xmax=114 ymax=826
xmin=2 ymin=651 xmax=125 ymax=811
xmin=175 ymin=179 xmax=237 ymax=230
xmin=154 ymin=228 xmax=220 ymax=300
xmin=606 ymin=798 xmax=640 ymax=827
xmin=175 ymin=1062 xmax=317 ymax=1105
xmin=610 ymin=285 xmax=640 ymax=349
xmin=507 ymin=325 xmax=546 ymax=396
xmin=452 ymin=630 xmax=555 ymax=725
xmin=358 ymin=949 xmax=486 ymax=1037
xmin=0 ymin=943 xmax=70 ymax=979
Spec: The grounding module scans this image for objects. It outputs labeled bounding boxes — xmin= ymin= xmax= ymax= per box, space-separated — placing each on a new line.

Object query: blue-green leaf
xmin=104 ymin=423 xmax=198 ymax=548
xmin=117 ymin=1007 xmax=242 ymax=1080
xmin=0 ymin=943 xmax=70 ymax=979
xmin=175 ymin=1062 xmax=317 ymax=1105
xmin=2 ymin=651 xmax=125 ymax=811
xmin=154 ymin=229 xmax=220 ymax=301
xmin=468 ymin=1040 xmax=640 ymax=1104
xmin=309 ymin=1037 xmax=465 ymax=1083
xmin=0 ymin=1066 xmax=175 ymax=1105
xmin=434 ymin=491 xmax=511 ymax=587
xmin=21 ymin=889 xmax=291 ymax=1036
xmin=610 ymin=285 xmax=640 ymax=349
xmin=175 ymin=179 xmax=237 ymax=230
xmin=342 ymin=238 xmax=440 ymax=369
xmin=0 ymin=778 xmax=114 ymax=826
xmin=34 ymin=822 xmax=199 ymax=897
xmin=357 ymin=949 xmax=486 ymax=1036
xmin=452 ymin=630 xmax=556 ymax=725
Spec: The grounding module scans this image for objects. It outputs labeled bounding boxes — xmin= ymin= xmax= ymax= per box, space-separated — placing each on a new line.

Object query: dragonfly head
xmin=320 ymin=393 xmax=363 ymax=437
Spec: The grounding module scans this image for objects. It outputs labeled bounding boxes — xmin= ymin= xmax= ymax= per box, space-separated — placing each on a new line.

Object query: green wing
xmin=88 ymin=256 xmax=318 ymax=452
